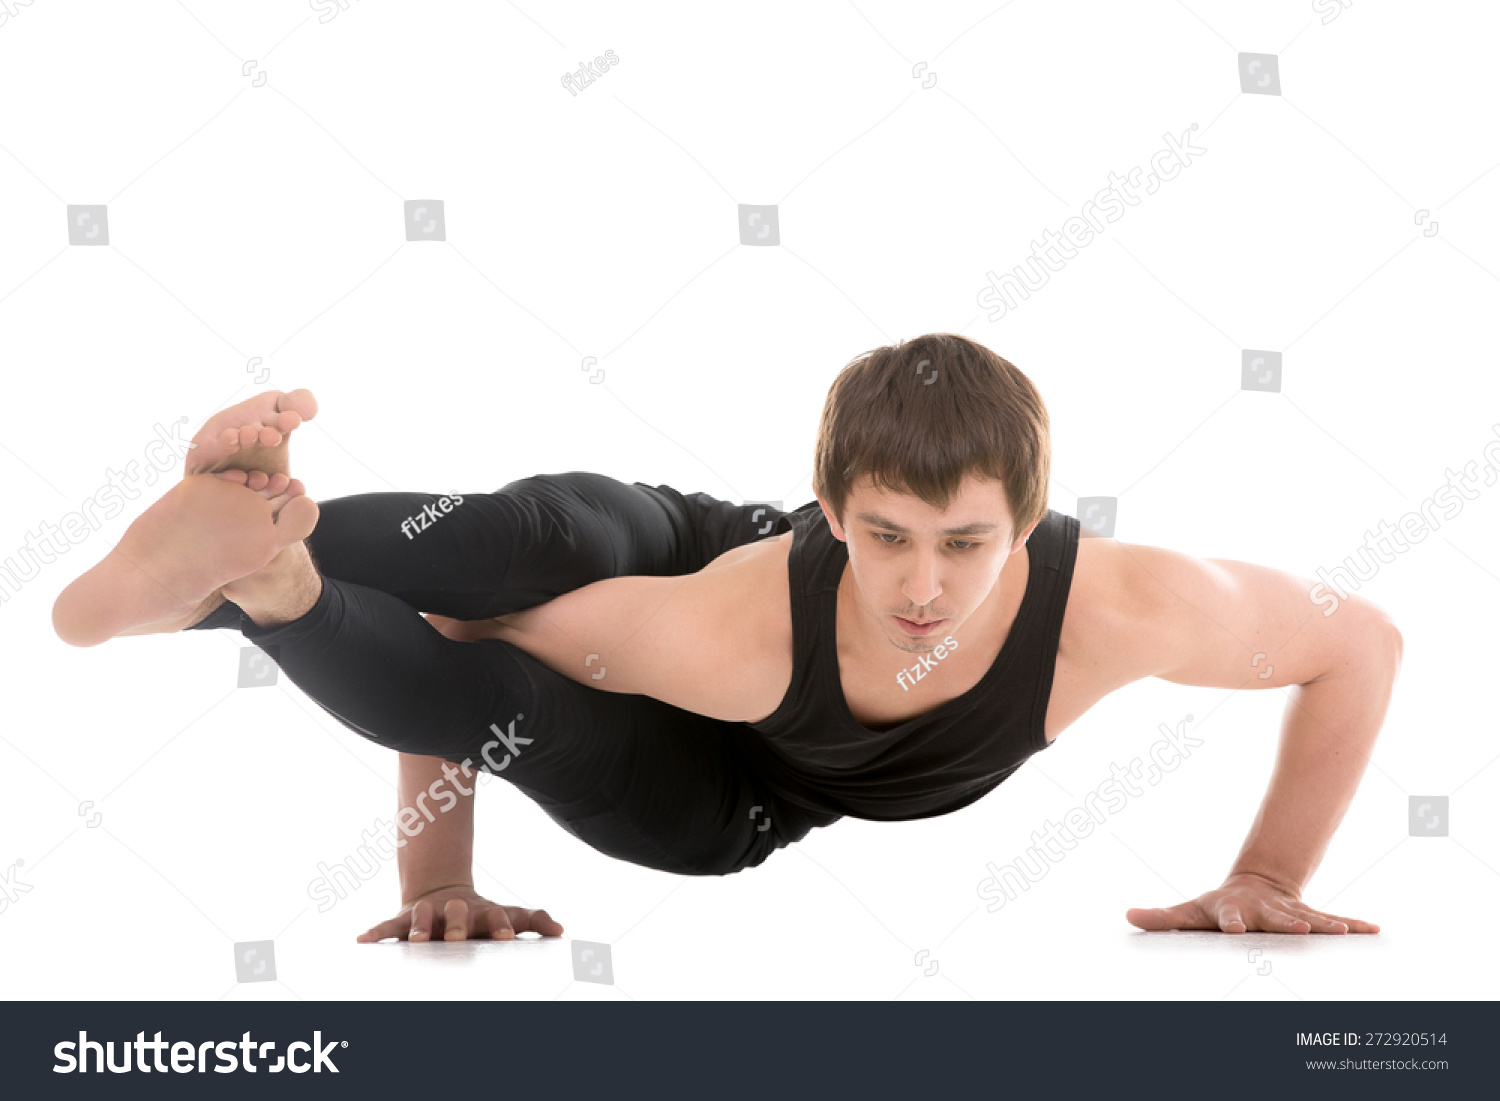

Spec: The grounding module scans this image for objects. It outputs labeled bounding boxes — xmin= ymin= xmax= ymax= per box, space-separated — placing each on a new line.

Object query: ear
xmin=815 ymin=493 xmax=849 ymax=542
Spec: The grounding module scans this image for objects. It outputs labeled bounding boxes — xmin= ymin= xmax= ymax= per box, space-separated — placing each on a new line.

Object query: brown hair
xmin=812 ymin=333 xmax=1051 ymax=536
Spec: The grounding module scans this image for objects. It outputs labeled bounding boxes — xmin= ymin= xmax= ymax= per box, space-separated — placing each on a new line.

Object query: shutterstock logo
xmin=54 ymin=1031 xmax=346 ymax=1074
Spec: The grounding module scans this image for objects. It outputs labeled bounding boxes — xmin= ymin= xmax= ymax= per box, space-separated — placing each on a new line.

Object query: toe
xmin=279 ymin=388 xmax=319 ymax=421
xmin=274 ymin=496 xmax=320 ymax=546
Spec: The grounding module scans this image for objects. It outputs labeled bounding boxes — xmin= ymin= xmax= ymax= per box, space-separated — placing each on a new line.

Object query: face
xmin=818 ymin=472 xmax=1039 ymax=655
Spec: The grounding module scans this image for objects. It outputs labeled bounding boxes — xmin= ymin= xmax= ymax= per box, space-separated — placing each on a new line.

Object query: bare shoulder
xmin=1044 ymin=534 xmax=1151 ymax=741
xmin=629 ymin=534 xmax=795 ymax=719
xmin=1046 ymin=531 xmax=1374 ymax=743
xmin=700 ymin=529 xmax=794 ymax=572
xmin=699 ymin=532 xmax=796 ymax=658
xmin=493 ymin=530 xmax=794 ymax=722
xmin=1059 ymin=534 xmax=1136 ymax=652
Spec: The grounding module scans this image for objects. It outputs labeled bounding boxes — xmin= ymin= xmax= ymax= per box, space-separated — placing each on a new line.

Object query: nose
xmin=902 ymin=548 xmax=943 ymax=610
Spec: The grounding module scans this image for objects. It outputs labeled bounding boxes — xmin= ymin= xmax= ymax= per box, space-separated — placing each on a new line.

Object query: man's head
xmin=811 ymin=334 xmax=1050 ymax=653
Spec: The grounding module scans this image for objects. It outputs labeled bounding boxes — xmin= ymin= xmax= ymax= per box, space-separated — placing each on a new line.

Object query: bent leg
xmin=229 ymin=570 xmax=832 ymax=874
xmin=187 ymin=472 xmax=794 ymax=631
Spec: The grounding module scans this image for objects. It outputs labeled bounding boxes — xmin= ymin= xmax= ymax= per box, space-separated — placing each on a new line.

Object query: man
xmin=52 ymin=333 xmax=1400 ymax=944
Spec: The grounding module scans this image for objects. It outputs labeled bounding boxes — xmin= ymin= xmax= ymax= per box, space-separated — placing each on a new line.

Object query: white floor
xmin=2 ymin=1 xmax=1499 ymax=1001
xmin=3 ymin=643 xmax=1495 ymax=1000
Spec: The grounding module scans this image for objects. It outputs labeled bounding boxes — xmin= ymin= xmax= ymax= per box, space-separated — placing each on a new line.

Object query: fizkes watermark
xmin=561 ymin=51 xmax=619 ymax=95
xmin=399 ymin=495 xmax=464 ymax=540
xmin=897 ymin=633 xmax=959 ymax=690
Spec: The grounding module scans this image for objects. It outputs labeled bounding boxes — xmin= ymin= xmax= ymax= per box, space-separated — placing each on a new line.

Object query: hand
xmin=1125 ymin=872 xmax=1379 ymax=935
xmin=356 ymin=884 xmax=564 ymax=943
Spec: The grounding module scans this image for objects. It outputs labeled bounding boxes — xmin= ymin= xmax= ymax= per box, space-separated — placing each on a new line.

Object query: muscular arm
xmin=466 ymin=551 xmax=789 ymax=723
xmin=1100 ymin=538 xmax=1402 ymax=907
xmin=396 ymin=751 xmax=474 ymax=904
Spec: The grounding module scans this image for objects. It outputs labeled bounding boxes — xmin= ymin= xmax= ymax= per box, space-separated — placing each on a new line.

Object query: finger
xmin=1284 ymin=904 xmax=1354 ymax=934
xmin=443 ymin=898 xmax=470 ymax=942
xmin=1124 ymin=902 xmax=1213 ymax=932
xmin=356 ymin=918 xmax=409 ymax=944
xmin=408 ymin=899 xmax=435 ymax=942
xmin=483 ymin=907 xmax=516 ymax=941
xmin=1293 ymin=905 xmax=1378 ymax=934
xmin=1257 ymin=905 xmax=1311 ymax=934
xmin=1215 ymin=903 xmax=1248 ymax=934
xmin=510 ymin=907 xmax=564 ymax=937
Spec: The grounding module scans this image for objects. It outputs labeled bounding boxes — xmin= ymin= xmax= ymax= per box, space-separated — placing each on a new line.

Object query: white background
xmin=1 ymin=0 xmax=1496 ymax=1001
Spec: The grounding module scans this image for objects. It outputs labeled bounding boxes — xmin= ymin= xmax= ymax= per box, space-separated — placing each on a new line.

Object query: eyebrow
xmin=854 ymin=511 xmax=1002 ymax=537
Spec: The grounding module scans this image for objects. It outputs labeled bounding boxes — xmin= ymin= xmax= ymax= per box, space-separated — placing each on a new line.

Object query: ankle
xmin=183 ymin=588 xmax=227 ymax=629
xmin=225 ymin=544 xmax=323 ymax=628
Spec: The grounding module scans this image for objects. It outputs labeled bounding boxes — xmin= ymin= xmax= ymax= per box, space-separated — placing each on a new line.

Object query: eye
xmin=872 ymin=533 xmax=979 ymax=551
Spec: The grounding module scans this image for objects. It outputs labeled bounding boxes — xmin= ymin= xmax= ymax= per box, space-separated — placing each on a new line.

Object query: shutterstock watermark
xmin=0 ymin=1 xmax=36 ymax=30
xmin=1312 ymin=0 xmax=1355 ymax=25
xmin=310 ymin=0 xmax=365 ymax=24
xmin=0 ymin=857 xmax=31 ymax=915
xmin=976 ymin=125 xmax=1207 ymax=322
xmin=1308 ymin=423 xmax=1500 ymax=617
xmin=308 ymin=714 xmax=529 ymax=911
xmin=0 ymin=420 xmax=196 ymax=608
xmin=976 ymin=714 xmax=1203 ymax=911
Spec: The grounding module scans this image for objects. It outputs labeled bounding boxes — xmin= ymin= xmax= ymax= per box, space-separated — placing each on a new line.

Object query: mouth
xmin=894 ymin=616 xmax=945 ymax=637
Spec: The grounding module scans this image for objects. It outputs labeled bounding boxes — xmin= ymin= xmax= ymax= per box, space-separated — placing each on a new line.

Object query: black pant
xmin=190 ymin=472 xmax=839 ymax=875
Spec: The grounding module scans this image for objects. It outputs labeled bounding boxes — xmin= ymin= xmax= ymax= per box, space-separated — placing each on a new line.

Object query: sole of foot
xmin=52 ymin=474 xmax=320 ymax=647
xmin=186 ymin=388 xmax=318 ymax=479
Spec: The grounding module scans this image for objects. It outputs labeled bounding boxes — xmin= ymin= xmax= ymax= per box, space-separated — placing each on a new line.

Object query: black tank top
xmin=735 ymin=502 xmax=1079 ymax=821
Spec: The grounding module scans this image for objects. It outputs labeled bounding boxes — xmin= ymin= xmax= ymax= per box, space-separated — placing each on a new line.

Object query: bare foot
xmin=210 ymin=468 xmax=309 ymax=520
xmin=185 ymin=389 xmax=319 ymax=478
xmin=52 ymin=474 xmax=319 ymax=647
